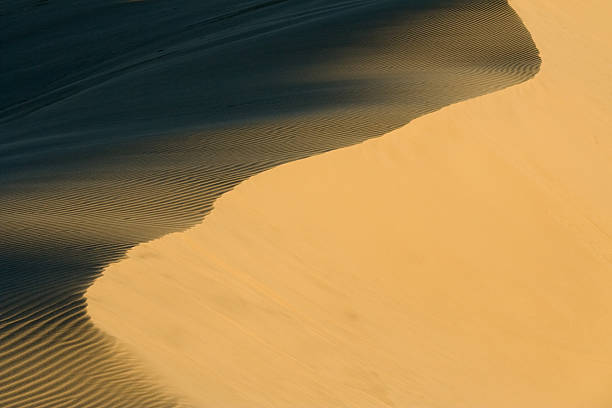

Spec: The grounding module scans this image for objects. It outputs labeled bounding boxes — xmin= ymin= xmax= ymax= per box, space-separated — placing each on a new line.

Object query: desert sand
xmin=88 ymin=1 xmax=612 ymax=407
xmin=1 ymin=2 xmax=541 ymax=406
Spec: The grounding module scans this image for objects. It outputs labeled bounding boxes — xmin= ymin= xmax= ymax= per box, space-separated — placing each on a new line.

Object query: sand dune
xmin=87 ymin=0 xmax=612 ymax=407
xmin=0 ymin=1 xmax=541 ymax=406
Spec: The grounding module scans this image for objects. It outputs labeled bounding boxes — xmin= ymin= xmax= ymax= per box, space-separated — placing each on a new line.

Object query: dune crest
xmin=87 ymin=0 xmax=612 ymax=407
xmin=1 ymin=1 xmax=541 ymax=406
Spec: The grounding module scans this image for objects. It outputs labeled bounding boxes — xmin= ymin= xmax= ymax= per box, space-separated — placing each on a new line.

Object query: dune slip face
xmin=1 ymin=1 xmax=540 ymax=407
xmin=87 ymin=0 xmax=612 ymax=407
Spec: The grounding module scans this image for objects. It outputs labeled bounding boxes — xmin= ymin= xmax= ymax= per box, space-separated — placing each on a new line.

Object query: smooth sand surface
xmin=88 ymin=1 xmax=612 ymax=407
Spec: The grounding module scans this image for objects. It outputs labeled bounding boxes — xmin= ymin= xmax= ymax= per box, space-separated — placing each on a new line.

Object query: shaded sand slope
xmin=89 ymin=0 xmax=612 ymax=407
xmin=0 ymin=1 xmax=540 ymax=406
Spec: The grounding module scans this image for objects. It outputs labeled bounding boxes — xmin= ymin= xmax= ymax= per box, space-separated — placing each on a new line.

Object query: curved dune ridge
xmin=0 ymin=0 xmax=540 ymax=407
xmin=88 ymin=0 xmax=612 ymax=407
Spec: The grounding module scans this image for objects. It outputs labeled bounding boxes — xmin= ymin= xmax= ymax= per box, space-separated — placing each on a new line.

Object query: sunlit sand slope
xmin=89 ymin=0 xmax=612 ymax=407
xmin=0 ymin=1 xmax=540 ymax=406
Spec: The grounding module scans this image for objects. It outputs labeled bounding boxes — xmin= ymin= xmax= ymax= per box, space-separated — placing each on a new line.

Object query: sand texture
xmin=0 ymin=1 xmax=542 ymax=406
xmin=87 ymin=0 xmax=612 ymax=407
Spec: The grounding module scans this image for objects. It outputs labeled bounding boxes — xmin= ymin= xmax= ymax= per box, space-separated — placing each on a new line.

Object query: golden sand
xmin=87 ymin=1 xmax=612 ymax=406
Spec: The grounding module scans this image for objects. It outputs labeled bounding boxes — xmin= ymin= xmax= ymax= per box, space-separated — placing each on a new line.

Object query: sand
xmin=87 ymin=0 xmax=612 ymax=407
xmin=1 ymin=2 xmax=541 ymax=407
xmin=2 ymin=2 xmax=541 ymax=406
